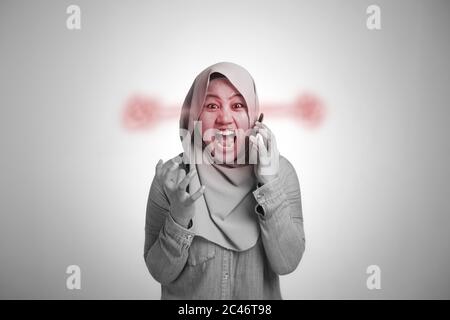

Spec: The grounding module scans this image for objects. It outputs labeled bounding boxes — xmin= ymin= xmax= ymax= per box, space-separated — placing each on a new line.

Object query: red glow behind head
xmin=121 ymin=91 xmax=326 ymax=131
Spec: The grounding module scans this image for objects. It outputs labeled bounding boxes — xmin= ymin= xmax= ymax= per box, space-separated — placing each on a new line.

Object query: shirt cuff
xmin=252 ymin=176 xmax=287 ymax=220
xmin=164 ymin=213 xmax=196 ymax=247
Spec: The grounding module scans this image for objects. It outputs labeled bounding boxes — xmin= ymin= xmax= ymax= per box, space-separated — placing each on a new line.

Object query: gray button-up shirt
xmin=144 ymin=155 xmax=305 ymax=299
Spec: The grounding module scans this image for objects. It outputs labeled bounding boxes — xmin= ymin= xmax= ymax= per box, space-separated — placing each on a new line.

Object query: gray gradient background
xmin=1 ymin=0 xmax=449 ymax=299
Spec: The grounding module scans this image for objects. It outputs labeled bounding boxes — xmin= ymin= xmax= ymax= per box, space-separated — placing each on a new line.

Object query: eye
xmin=205 ymin=103 xmax=219 ymax=110
xmin=233 ymin=103 xmax=246 ymax=109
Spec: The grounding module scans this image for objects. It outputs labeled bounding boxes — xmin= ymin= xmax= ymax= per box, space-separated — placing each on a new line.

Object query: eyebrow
xmin=205 ymin=93 xmax=243 ymax=100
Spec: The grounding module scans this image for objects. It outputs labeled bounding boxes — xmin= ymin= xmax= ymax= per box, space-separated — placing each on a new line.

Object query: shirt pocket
xmin=187 ymin=237 xmax=216 ymax=267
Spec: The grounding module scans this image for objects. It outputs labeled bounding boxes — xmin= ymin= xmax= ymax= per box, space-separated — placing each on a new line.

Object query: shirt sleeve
xmin=144 ymin=173 xmax=196 ymax=285
xmin=252 ymin=155 xmax=306 ymax=275
xmin=253 ymin=178 xmax=287 ymax=219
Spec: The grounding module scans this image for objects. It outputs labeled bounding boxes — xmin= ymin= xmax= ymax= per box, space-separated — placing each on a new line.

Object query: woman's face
xmin=198 ymin=77 xmax=250 ymax=161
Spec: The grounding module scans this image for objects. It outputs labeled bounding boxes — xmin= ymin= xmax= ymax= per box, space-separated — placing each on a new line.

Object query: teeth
xmin=215 ymin=129 xmax=235 ymax=149
xmin=216 ymin=129 xmax=235 ymax=136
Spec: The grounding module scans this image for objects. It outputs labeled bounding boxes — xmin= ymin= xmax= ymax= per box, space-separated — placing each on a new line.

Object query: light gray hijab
xmin=179 ymin=62 xmax=260 ymax=251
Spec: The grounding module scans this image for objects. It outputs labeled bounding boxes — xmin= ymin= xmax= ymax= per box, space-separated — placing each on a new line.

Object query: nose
xmin=216 ymin=107 xmax=233 ymax=125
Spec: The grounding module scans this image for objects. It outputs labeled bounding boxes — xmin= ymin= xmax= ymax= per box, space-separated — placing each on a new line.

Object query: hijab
xmin=179 ymin=62 xmax=260 ymax=251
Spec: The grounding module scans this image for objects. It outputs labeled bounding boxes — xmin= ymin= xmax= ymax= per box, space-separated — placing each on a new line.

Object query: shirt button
xmin=223 ymin=273 xmax=229 ymax=280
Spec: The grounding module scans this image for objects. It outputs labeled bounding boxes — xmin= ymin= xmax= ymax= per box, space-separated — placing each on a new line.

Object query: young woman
xmin=144 ymin=62 xmax=305 ymax=299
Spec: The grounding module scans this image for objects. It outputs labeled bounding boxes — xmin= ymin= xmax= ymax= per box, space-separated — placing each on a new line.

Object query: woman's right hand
xmin=155 ymin=156 xmax=205 ymax=228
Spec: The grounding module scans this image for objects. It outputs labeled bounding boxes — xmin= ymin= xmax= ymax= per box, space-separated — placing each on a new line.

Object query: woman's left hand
xmin=249 ymin=121 xmax=280 ymax=185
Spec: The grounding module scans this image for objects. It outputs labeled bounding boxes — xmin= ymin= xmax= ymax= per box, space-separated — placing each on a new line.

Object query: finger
xmin=257 ymin=127 xmax=270 ymax=151
xmin=163 ymin=162 xmax=181 ymax=189
xmin=176 ymin=168 xmax=187 ymax=185
xmin=269 ymin=131 xmax=278 ymax=156
xmin=257 ymin=127 xmax=269 ymax=140
xmin=251 ymin=134 xmax=261 ymax=157
xmin=255 ymin=123 xmax=276 ymax=155
xmin=160 ymin=161 xmax=172 ymax=178
xmin=255 ymin=122 xmax=273 ymax=136
xmin=256 ymin=133 xmax=268 ymax=159
xmin=249 ymin=135 xmax=257 ymax=145
xmin=249 ymin=134 xmax=259 ymax=148
xmin=186 ymin=185 xmax=206 ymax=204
xmin=248 ymin=135 xmax=258 ymax=164
xmin=178 ymin=169 xmax=197 ymax=192
xmin=161 ymin=157 xmax=181 ymax=178
xmin=255 ymin=121 xmax=268 ymax=129
xmin=162 ymin=156 xmax=182 ymax=172
xmin=256 ymin=133 xmax=270 ymax=167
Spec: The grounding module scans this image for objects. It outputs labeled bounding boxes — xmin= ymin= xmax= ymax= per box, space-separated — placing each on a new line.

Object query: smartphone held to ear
xmin=257 ymin=113 xmax=264 ymax=123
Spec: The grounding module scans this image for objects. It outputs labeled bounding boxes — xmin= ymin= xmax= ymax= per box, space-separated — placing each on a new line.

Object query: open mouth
xmin=215 ymin=129 xmax=236 ymax=149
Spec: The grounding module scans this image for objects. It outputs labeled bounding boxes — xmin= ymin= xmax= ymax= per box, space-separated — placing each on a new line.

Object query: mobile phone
xmin=257 ymin=113 xmax=264 ymax=123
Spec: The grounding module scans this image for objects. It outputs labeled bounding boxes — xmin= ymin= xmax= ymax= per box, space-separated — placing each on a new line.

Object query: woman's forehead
xmin=206 ymin=78 xmax=242 ymax=97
